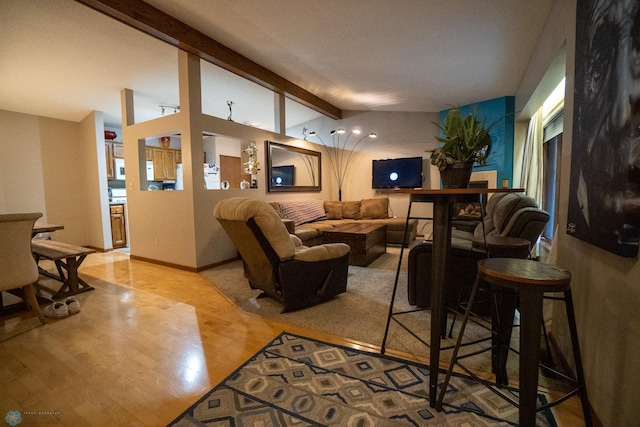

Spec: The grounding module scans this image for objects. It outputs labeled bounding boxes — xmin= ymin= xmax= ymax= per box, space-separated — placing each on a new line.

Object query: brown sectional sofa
xmin=270 ymin=198 xmax=418 ymax=247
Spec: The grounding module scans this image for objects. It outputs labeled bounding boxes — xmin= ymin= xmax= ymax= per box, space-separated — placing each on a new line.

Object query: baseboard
xmin=128 ymin=254 xmax=240 ymax=272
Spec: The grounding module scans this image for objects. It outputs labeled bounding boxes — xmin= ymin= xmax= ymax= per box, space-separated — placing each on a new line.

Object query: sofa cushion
xmin=297 ymin=222 xmax=336 ymax=232
xmin=294 ymin=243 xmax=350 ymax=262
xmin=279 ymin=200 xmax=326 ymax=226
xmin=294 ymin=228 xmax=321 ymax=242
xmin=315 ymin=219 xmax=357 ymax=227
xmin=324 ymin=201 xmax=343 ymax=219
xmin=360 ymin=198 xmax=389 ymax=219
xmin=342 ymin=201 xmax=361 ymax=219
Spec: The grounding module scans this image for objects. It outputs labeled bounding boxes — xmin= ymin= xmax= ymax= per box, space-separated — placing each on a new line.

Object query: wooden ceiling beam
xmin=75 ymin=0 xmax=342 ymax=120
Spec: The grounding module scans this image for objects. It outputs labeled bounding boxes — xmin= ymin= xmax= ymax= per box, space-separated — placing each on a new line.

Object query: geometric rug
xmin=168 ymin=332 xmax=557 ymax=426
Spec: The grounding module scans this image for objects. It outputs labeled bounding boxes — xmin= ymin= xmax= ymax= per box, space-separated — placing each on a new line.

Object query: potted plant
xmin=429 ymin=106 xmax=494 ymax=188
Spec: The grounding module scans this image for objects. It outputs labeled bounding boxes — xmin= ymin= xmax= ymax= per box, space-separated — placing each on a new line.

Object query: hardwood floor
xmin=0 ymin=252 xmax=589 ymax=426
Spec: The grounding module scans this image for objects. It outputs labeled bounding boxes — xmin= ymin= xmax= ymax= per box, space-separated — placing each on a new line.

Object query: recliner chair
xmin=214 ymin=197 xmax=351 ymax=312
xmin=408 ymin=192 xmax=550 ymax=311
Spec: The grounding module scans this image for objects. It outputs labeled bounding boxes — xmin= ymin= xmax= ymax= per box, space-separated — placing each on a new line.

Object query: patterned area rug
xmin=168 ymin=332 xmax=557 ymax=426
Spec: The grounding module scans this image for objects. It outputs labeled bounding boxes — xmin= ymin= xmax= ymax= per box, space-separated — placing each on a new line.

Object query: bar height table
xmin=381 ymin=188 xmax=524 ymax=407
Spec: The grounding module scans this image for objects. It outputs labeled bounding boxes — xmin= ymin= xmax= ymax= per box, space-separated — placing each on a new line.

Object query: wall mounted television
xmin=372 ymin=156 xmax=423 ymax=189
xmin=271 ymin=165 xmax=295 ymax=186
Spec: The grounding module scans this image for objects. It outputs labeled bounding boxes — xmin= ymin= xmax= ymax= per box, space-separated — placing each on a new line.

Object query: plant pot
xmin=440 ymin=161 xmax=473 ymax=189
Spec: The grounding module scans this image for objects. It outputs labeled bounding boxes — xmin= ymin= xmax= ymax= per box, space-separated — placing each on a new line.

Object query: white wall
xmin=515 ymin=0 xmax=640 ymax=424
xmin=79 ymin=111 xmax=112 ymax=250
xmin=0 ymin=110 xmax=47 ymax=216
xmin=37 ymin=117 xmax=92 ymax=245
xmin=0 ymin=109 xmax=94 ymax=246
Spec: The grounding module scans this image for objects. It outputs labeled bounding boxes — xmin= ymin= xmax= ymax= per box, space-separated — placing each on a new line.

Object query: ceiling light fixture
xmin=159 ymin=104 xmax=180 ymax=115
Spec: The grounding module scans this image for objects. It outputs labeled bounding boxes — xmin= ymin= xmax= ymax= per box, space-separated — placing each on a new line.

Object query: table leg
xmin=430 ymin=197 xmax=452 ymax=407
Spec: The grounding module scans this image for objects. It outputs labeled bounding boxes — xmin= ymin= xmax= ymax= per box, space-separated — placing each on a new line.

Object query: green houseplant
xmin=429 ymin=106 xmax=494 ymax=188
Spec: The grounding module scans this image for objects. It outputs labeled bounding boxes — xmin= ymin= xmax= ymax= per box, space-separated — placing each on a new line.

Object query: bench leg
xmin=51 ymin=255 xmax=94 ymax=300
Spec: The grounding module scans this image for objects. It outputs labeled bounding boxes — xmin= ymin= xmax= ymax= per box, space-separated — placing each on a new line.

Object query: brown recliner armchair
xmin=408 ymin=192 xmax=550 ymax=312
xmin=214 ymin=197 xmax=351 ymax=311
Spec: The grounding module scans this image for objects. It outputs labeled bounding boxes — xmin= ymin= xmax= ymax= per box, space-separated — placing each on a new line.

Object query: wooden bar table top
xmin=386 ymin=187 xmax=524 ymax=407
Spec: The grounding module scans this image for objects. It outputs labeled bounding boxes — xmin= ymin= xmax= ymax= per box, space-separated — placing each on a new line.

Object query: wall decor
xmin=266 ymin=141 xmax=321 ymax=193
xmin=567 ymin=0 xmax=640 ymax=258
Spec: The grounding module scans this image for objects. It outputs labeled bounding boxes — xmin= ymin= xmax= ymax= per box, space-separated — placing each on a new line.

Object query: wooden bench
xmin=31 ymin=239 xmax=95 ymax=299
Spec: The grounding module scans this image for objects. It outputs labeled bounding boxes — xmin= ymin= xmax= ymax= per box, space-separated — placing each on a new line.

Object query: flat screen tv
xmin=372 ymin=157 xmax=423 ymax=189
xmin=271 ymin=165 xmax=295 ymax=186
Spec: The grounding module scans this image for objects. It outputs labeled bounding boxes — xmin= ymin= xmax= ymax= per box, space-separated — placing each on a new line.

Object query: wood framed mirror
xmin=266 ymin=141 xmax=321 ymax=192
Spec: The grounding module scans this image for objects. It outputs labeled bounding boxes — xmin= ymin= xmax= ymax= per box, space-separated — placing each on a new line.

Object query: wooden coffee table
xmin=323 ymin=223 xmax=386 ymax=266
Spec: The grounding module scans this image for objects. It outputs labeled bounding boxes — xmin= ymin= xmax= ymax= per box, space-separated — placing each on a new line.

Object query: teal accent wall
xmin=438 ymin=96 xmax=515 ymax=185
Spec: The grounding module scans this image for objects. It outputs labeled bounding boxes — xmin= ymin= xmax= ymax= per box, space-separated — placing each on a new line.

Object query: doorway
xmin=219 ymin=155 xmax=251 ymax=189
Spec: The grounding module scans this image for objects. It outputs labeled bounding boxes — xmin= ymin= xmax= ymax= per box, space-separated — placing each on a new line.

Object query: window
xmin=539 ymin=79 xmax=565 ymax=242
xmin=542 ymin=126 xmax=562 ymax=240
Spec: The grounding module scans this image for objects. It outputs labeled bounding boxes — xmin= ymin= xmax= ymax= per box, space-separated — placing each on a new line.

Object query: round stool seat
xmin=472 ymin=236 xmax=531 ymax=258
xmin=477 ymin=258 xmax=571 ymax=293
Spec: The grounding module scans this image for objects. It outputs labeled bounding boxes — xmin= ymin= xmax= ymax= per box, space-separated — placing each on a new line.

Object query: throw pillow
xmin=341 ymin=201 xmax=361 ymax=219
xmin=278 ymin=200 xmax=327 ymax=226
xmin=324 ymin=201 xmax=343 ymax=220
xmin=360 ymin=198 xmax=389 ymax=219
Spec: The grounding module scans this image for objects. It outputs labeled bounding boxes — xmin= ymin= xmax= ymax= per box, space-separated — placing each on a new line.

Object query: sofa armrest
xmin=290 ymin=234 xmax=304 ymax=248
xmin=282 ymin=218 xmax=296 ymax=234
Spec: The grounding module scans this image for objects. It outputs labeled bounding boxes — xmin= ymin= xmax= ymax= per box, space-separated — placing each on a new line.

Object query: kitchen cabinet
xmin=112 ymin=142 xmax=124 ymax=158
xmin=110 ymin=204 xmax=127 ymax=249
xmin=146 ymin=147 xmax=153 ymax=161
xmin=152 ymin=147 xmax=177 ymax=180
xmin=105 ymin=142 xmax=114 ymax=180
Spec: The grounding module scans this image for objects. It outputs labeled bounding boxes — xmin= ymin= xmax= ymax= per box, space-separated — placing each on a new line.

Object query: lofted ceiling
xmin=1 ymin=0 xmax=553 ymax=130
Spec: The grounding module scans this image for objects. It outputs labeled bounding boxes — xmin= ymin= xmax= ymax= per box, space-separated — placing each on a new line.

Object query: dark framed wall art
xmin=567 ymin=0 xmax=640 ymax=258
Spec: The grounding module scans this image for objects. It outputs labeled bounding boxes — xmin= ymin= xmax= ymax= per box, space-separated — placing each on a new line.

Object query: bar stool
xmin=436 ymin=258 xmax=592 ymax=427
